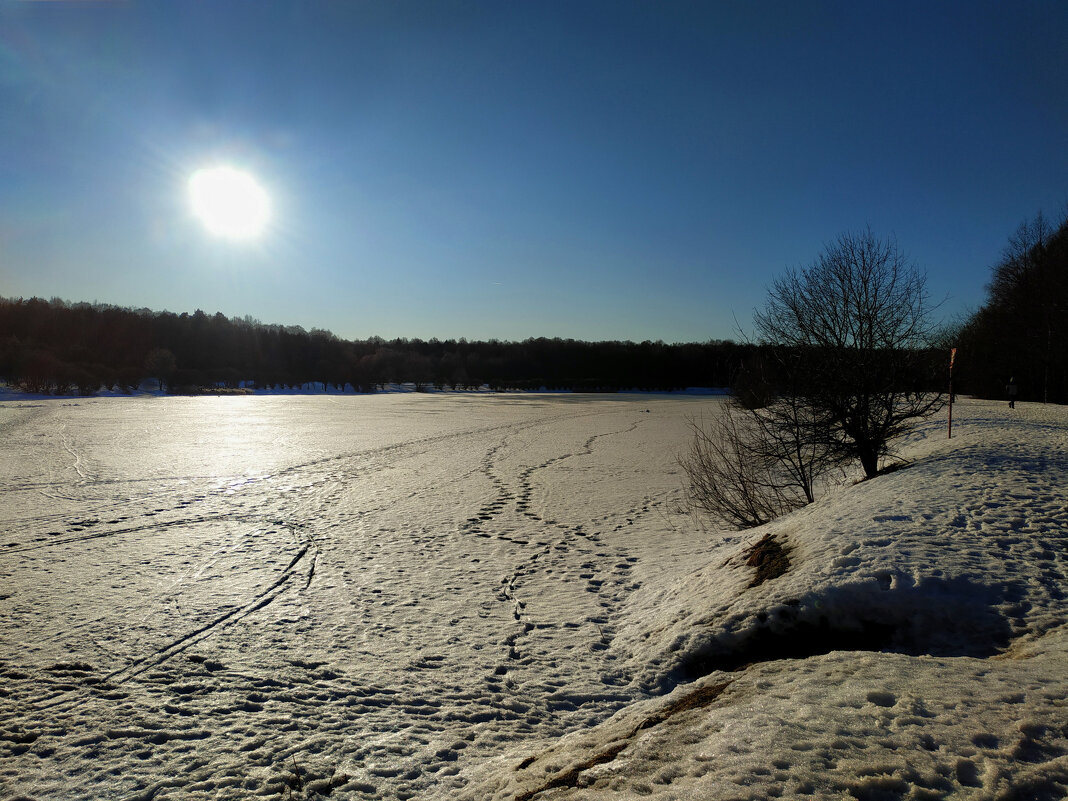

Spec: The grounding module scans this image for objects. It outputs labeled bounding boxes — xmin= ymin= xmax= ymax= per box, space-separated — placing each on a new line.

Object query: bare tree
xmin=681 ymin=394 xmax=844 ymax=529
xmin=754 ymin=229 xmax=943 ymax=478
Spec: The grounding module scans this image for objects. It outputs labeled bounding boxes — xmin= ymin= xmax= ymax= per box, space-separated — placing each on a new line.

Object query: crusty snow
xmin=1 ymin=394 xmax=1065 ymax=800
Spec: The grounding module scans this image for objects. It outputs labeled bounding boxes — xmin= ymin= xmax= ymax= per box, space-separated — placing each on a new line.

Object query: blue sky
xmin=1 ymin=1 xmax=1066 ymax=343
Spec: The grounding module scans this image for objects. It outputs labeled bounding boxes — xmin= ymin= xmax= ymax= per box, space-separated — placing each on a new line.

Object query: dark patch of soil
xmin=745 ymin=534 xmax=790 ymax=588
xmin=635 ymin=680 xmax=732 ymax=731
xmin=514 ymin=743 xmax=629 ymax=801
xmin=514 ymin=681 xmax=734 ymax=800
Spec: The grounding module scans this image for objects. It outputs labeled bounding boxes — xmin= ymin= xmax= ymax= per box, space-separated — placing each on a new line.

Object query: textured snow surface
xmin=459 ymin=400 xmax=1068 ymax=801
xmin=0 ymin=394 xmax=709 ymax=799
xmin=1 ymin=395 xmax=1066 ymax=800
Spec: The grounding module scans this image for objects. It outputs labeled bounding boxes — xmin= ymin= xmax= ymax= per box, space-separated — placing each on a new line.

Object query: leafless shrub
xmin=681 ymin=398 xmax=843 ymax=530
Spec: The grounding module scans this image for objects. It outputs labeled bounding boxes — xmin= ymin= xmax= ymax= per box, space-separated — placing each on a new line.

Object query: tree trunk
xmin=858 ymin=447 xmax=879 ymax=479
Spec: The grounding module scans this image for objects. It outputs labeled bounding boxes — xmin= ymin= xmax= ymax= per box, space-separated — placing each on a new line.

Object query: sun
xmin=188 ymin=165 xmax=270 ymax=240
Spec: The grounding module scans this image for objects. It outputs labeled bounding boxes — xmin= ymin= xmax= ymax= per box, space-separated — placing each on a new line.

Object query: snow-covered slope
xmin=458 ymin=399 xmax=1068 ymax=800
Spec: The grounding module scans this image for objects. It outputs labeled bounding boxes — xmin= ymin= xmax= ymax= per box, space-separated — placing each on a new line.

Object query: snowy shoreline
xmin=1 ymin=395 xmax=1065 ymax=799
xmin=0 ymin=381 xmax=729 ymax=404
xmin=459 ymin=399 xmax=1068 ymax=800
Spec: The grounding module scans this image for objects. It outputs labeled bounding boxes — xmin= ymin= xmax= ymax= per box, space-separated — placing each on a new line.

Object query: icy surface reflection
xmin=0 ymin=393 xmax=716 ymax=799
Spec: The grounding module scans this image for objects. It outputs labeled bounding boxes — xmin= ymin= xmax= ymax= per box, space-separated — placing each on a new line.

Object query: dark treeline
xmin=955 ymin=210 xmax=1068 ymax=404
xmin=4 ymin=210 xmax=1065 ymax=401
xmin=0 ymin=298 xmax=751 ymax=394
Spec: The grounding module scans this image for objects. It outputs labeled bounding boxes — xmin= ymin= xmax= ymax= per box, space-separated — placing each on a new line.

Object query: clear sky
xmin=1 ymin=1 xmax=1066 ymax=343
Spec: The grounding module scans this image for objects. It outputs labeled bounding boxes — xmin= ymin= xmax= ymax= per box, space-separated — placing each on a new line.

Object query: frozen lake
xmin=0 ymin=393 xmax=722 ymax=799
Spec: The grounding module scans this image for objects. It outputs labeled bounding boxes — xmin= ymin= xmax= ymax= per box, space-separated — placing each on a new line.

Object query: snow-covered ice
xmin=0 ymin=393 xmax=710 ymax=799
xmin=1 ymin=394 xmax=1066 ymax=800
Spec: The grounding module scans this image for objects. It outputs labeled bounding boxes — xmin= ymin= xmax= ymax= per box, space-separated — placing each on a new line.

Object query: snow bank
xmin=458 ymin=399 xmax=1068 ymax=800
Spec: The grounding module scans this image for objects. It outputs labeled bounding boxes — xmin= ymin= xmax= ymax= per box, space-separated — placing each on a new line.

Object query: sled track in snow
xmin=103 ymin=541 xmax=315 ymax=685
xmin=30 ymin=531 xmax=317 ymax=715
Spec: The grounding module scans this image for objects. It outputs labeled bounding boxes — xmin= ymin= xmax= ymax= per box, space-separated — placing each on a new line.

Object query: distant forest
xmin=0 ymin=298 xmax=753 ymax=394
xmin=2 ymin=210 xmax=1065 ymax=401
xmin=954 ymin=210 xmax=1068 ymax=405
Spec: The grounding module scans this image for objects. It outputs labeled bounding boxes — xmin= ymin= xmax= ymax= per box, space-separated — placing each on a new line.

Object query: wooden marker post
xmin=948 ymin=347 xmax=957 ymax=439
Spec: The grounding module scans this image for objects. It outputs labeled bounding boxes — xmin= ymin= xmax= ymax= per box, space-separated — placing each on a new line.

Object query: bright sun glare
xmin=188 ymin=166 xmax=270 ymax=240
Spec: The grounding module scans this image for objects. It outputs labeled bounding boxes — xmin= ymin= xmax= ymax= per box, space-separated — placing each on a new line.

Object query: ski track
xmin=0 ymin=395 xmax=705 ymax=800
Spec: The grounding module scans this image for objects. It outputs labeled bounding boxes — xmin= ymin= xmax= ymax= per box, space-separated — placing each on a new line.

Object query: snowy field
xmin=2 ymin=394 xmax=1066 ymax=800
xmin=0 ymin=393 xmax=714 ymax=799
